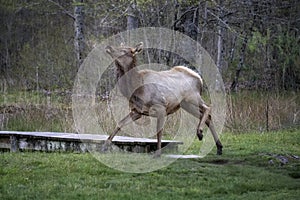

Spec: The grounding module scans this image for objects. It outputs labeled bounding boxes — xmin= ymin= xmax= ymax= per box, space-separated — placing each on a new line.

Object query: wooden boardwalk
xmin=0 ymin=131 xmax=182 ymax=153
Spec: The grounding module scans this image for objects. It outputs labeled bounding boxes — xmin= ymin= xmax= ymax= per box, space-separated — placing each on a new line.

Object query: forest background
xmin=0 ymin=0 xmax=299 ymax=133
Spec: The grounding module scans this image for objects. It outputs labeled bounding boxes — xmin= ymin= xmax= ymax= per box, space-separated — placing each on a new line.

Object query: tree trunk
xmin=230 ymin=36 xmax=248 ymax=92
xmin=200 ymin=1 xmax=207 ymax=45
xmin=127 ymin=3 xmax=138 ymax=30
xmin=216 ymin=1 xmax=224 ymax=72
xmin=173 ymin=5 xmax=199 ymax=67
xmin=74 ymin=0 xmax=85 ymax=68
xmin=231 ymin=1 xmax=255 ymax=92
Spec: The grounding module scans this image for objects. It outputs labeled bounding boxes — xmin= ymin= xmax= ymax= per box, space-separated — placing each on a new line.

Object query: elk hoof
xmin=101 ymin=140 xmax=112 ymax=152
xmin=153 ymin=150 xmax=162 ymax=158
xmin=217 ymin=147 xmax=222 ymax=155
xmin=216 ymin=140 xmax=223 ymax=155
xmin=197 ymin=129 xmax=203 ymax=140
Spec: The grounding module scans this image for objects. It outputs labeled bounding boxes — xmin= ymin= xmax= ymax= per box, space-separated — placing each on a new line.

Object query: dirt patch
xmin=208 ymin=159 xmax=229 ymax=165
xmin=289 ymin=172 xmax=300 ymax=179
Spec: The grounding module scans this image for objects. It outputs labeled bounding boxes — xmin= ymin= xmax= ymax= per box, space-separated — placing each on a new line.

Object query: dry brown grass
xmin=1 ymin=90 xmax=299 ymax=133
xmin=226 ymin=91 xmax=300 ymax=133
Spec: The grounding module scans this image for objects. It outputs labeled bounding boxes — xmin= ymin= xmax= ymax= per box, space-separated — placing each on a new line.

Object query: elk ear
xmin=105 ymin=46 xmax=112 ymax=54
xmin=133 ymin=42 xmax=143 ymax=55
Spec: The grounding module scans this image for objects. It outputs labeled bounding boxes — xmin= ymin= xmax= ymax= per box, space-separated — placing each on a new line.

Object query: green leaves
xmin=248 ymin=30 xmax=268 ymax=53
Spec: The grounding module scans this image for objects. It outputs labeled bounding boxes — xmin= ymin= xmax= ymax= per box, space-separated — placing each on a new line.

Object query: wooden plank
xmin=0 ymin=131 xmax=183 ymax=153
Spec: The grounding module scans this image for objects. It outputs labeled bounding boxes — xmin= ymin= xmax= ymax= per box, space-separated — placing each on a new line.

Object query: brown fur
xmin=103 ymin=43 xmax=222 ymax=156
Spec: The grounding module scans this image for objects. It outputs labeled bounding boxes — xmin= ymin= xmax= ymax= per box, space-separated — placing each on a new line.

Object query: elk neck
xmin=115 ymin=56 xmax=143 ymax=99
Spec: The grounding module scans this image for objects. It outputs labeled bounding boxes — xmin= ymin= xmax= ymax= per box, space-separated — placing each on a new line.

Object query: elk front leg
xmin=152 ymin=105 xmax=166 ymax=158
xmin=101 ymin=110 xmax=141 ymax=152
xmin=155 ymin=117 xmax=165 ymax=158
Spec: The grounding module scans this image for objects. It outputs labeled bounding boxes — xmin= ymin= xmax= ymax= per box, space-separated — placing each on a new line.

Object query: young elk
xmin=103 ymin=42 xmax=223 ymax=156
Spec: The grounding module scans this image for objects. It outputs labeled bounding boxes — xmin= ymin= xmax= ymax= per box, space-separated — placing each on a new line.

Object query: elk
xmin=103 ymin=42 xmax=223 ymax=157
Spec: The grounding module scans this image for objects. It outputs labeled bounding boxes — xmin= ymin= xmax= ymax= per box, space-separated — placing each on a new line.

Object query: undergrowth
xmin=0 ymin=90 xmax=299 ymax=133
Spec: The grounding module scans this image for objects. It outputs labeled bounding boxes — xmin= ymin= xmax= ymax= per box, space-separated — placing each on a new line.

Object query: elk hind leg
xmin=181 ymin=96 xmax=210 ymax=140
xmin=181 ymin=101 xmax=222 ymax=155
xmin=197 ymin=99 xmax=211 ymax=141
xmin=181 ymin=101 xmax=205 ymax=140
xmin=206 ymin=119 xmax=223 ymax=155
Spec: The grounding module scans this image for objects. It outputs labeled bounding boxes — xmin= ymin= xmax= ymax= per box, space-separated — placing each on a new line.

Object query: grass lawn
xmin=1 ymin=129 xmax=299 ymax=200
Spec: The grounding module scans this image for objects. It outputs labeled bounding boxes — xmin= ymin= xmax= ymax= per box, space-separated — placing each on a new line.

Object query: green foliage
xmin=248 ymin=30 xmax=268 ymax=53
xmin=274 ymin=29 xmax=300 ymax=89
xmin=0 ymin=130 xmax=299 ymax=199
xmin=0 ymin=0 xmax=76 ymax=90
xmin=72 ymin=1 xmax=86 ymax=7
xmin=18 ymin=32 xmax=75 ymax=90
xmin=1 ymin=0 xmax=299 ymax=91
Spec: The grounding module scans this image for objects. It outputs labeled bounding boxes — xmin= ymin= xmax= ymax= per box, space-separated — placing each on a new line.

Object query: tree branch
xmin=206 ymin=9 xmax=245 ymax=40
xmin=47 ymin=0 xmax=75 ymax=20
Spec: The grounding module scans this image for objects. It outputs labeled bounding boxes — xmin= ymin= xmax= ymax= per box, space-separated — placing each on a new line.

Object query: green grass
xmin=1 ymin=130 xmax=300 ymax=199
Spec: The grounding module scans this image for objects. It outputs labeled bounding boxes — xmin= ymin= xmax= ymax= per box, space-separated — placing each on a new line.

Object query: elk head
xmin=105 ymin=42 xmax=143 ymax=71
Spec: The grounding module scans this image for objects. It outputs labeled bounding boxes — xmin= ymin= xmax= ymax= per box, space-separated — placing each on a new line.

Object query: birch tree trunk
xmin=230 ymin=36 xmax=248 ymax=92
xmin=216 ymin=1 xmax=224 ymax=72
xmin=127 ymin=3 xmax=138 ymax=30
xmin=74 ymin=0 xmax=85 ymax=68
xmin=200 ymin=1 xmax=207 ymax=45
